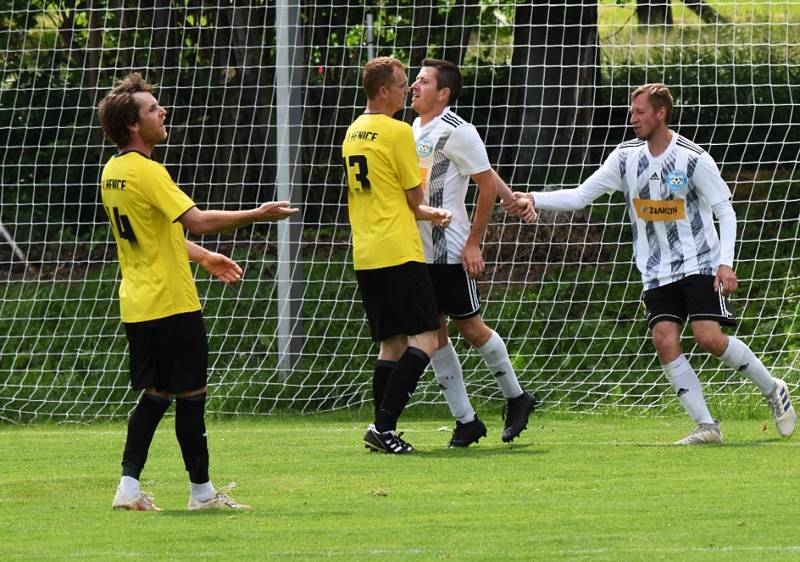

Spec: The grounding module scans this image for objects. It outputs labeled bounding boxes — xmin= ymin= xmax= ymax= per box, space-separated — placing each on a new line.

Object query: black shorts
xmin=642 ymin=274 xmax=737 ymax=330
xmin=428 ymin=263 xmax=481 ymax=320
xmin=356 ymin=261 xmax=440 ymax=342
xmin=124 ymin=310 xmax=208 ymax=393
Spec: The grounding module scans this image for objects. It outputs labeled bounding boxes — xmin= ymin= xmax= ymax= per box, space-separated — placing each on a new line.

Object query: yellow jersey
xmin=342 ymin=113 xmax=424 ymax=270
xmin=100 ymin=150 xmax=200 ymax=323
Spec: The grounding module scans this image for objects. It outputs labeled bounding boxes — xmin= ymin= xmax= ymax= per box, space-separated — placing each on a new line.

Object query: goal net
xmin=0 ymin=1 xmax=797 ymax=421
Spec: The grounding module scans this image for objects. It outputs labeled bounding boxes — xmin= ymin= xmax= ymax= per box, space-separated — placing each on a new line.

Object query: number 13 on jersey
xmin=343 ymin=154 xmax=371 ymax=192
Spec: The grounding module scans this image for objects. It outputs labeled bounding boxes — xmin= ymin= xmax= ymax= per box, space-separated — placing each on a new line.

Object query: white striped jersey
xmin=535 ymin=132 xmax=732 ymax=289
xmin=412 ymin=107 xmax=491 ymax=264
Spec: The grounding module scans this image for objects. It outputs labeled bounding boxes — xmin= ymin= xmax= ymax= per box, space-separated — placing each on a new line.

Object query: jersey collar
xmin=418 ymin=106 xmax=452 ymax=130
xmin=645 ymin=129 xmax=677 ymax=161
xmin=114 ymin=149 xmax=151 ymax=159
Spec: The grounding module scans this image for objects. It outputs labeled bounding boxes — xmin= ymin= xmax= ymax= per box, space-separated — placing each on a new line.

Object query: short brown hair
xmin=632 ymin=83 xmax=673 ymax=123
xmin=363 ymin=56 xmax=404 ymax=100
xmin=98 ymin=72 xmax=154 ymax=148
xmin=421 ymin=58 xmax=462 ymax=105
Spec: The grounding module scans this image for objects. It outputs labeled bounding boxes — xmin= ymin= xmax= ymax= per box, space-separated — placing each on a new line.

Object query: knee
xmin=457 ymin=319 xmax=492 ymax=348
xmin=379 ymin=336 xmax=407 ymax=361
xmin=175 ymin=386 xmax=207 ymax=399
xmin=651 ymin=323 xmax=680 ymax=360
xmin=695 ymin=332 xmax=728 ymax=357
xmin=145 ymin=388 xmax=172 ymax=400
xmin=651 ymin=326 xmax=675 ymax=352
xmin=409 ymin=331 xmax=438 ymax=358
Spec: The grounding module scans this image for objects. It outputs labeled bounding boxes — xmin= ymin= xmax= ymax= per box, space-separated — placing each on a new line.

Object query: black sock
xmin=175 ymin=394 xmax=210 ymax=484
xmin=121 ymin=393 xmax=171 ymax=479
xmin=372 ymin=360 xmax=396 ymax=417
xmin=375 ymin=347 xmax=430 ymax=432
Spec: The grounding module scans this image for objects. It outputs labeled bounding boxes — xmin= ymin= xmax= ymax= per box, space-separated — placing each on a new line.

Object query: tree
xmin=636 ymin=0 xmax=726 ymax=26
xmin=636 ymin=0 xmax=673 ymax=26
xmin=204 ymin=1 xmax=274 ymax=206
xmin=410 ymin=0 xmax=480 ymax=70
xmin=502 ymin=1 xmax=599 ymax=184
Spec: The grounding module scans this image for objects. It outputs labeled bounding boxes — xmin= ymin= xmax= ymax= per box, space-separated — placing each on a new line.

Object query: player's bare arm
xmin=494 ymin=174 xmax=537 ymax=223
xmin=461 ymin=169 xmax=496 ymax=277
xmin=179 ymin=201 xmax=299 ymax=235
xmin=405 ymin=185 xmax=453 ymax=228
xmin=185 ymin=240 xmax=243 ymax=285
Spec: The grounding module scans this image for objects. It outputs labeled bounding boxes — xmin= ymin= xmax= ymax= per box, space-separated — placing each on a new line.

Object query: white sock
xmin=432 ymin=341 xmax=475 ymax=423
xmin=190 ymin=481 xmax=215 ymax=502
xmin=476 ymin=331 xmax=523 ymax=399
xmin=719 ymin=336 xmax=775 ymax=396
xmin=663 ymin=355 xmax=714 ymax=424
xmin=119 ymin=475 xmax=140 ymax=497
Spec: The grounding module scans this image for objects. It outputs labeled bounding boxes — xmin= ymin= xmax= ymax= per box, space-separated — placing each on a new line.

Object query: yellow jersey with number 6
xmin=342 ymin=113 xmax=424 ymax=270
xmin=100 ymin=150 xmax=200 ymax=323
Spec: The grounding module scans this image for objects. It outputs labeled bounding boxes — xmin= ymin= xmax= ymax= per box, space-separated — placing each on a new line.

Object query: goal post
xmin=0 ymin=1 xmax=797 ymax=421
xmin=276 ymin=0 xmax=304 ymax=377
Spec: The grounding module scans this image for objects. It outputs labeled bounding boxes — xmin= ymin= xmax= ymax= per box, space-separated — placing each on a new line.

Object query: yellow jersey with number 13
xmin=100 ymin=150 xmax=200 ymax=323
xmin=342 ymin=113 xmax=424 ymax=270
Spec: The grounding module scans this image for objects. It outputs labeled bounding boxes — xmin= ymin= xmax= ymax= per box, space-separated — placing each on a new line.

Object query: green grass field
xmin=1 ymin=413 xmax=798 ymax=561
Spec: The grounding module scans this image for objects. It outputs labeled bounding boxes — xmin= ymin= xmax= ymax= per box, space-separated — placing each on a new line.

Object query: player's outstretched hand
xmin=502 ymin=192 xmax=538 ymax=223
xmin=257 ymin=201 xmax=300 ymax=221
xmin=200 ymin=251 xmax=243 ymax=285
xmin=714 ymin=265 xmax=738 ymax=296
xmin=431 ymin=208 xmax=453 ymax=228
xmin=500 ymin=192 xmax=525 ymax=212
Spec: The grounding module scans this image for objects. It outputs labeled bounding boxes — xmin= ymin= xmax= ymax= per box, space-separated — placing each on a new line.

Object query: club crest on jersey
xmin=666 ymin=170 xmax=689 ymax=191
xmin=416 ymin=136 xmax=434 ymax=159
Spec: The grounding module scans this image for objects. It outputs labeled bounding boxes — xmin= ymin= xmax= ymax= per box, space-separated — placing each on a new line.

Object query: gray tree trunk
xmin=637 ymin=0 xmax=726 ymax=26
xmin=211 ymin=1 xmax=270 ymax=204
xmin=681 ymin=0 xmax=727 ymax=24
xmin=636 ymin=0 xmax=673 ymax=26
xmin=503 ymin=1 xmax=599 ymax=184
xmin=83 ymin=1 xmax=105 ymax=151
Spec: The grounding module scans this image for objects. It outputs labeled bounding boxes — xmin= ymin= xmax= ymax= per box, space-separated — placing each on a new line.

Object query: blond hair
xmin=363 ymin=57 xmax=404 ymax=99
xmin=632 ymin=83 xmax=673 ymax=123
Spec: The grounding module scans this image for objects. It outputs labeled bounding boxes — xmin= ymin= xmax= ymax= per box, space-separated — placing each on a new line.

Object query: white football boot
xmin=112 ymin=487 xmax=162 ymax=511
xmin=188 ymin=482 xmax=251 ymax=511
xmin=767 ymin=379 xmax=797 ymax=437
xmin=675 ymin=421 xmax=723 ymax=445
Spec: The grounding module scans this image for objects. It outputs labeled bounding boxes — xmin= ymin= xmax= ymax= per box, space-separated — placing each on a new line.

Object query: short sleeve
xmin=394 ymin=123 xmax=421 ymax=190
xmin=691 ymin=153 xmax=732 ymax=206
xmin=443 ymin=124 xmax=491 ymax=176
xmin=138 ymin=162 xmax=196 ymax=221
